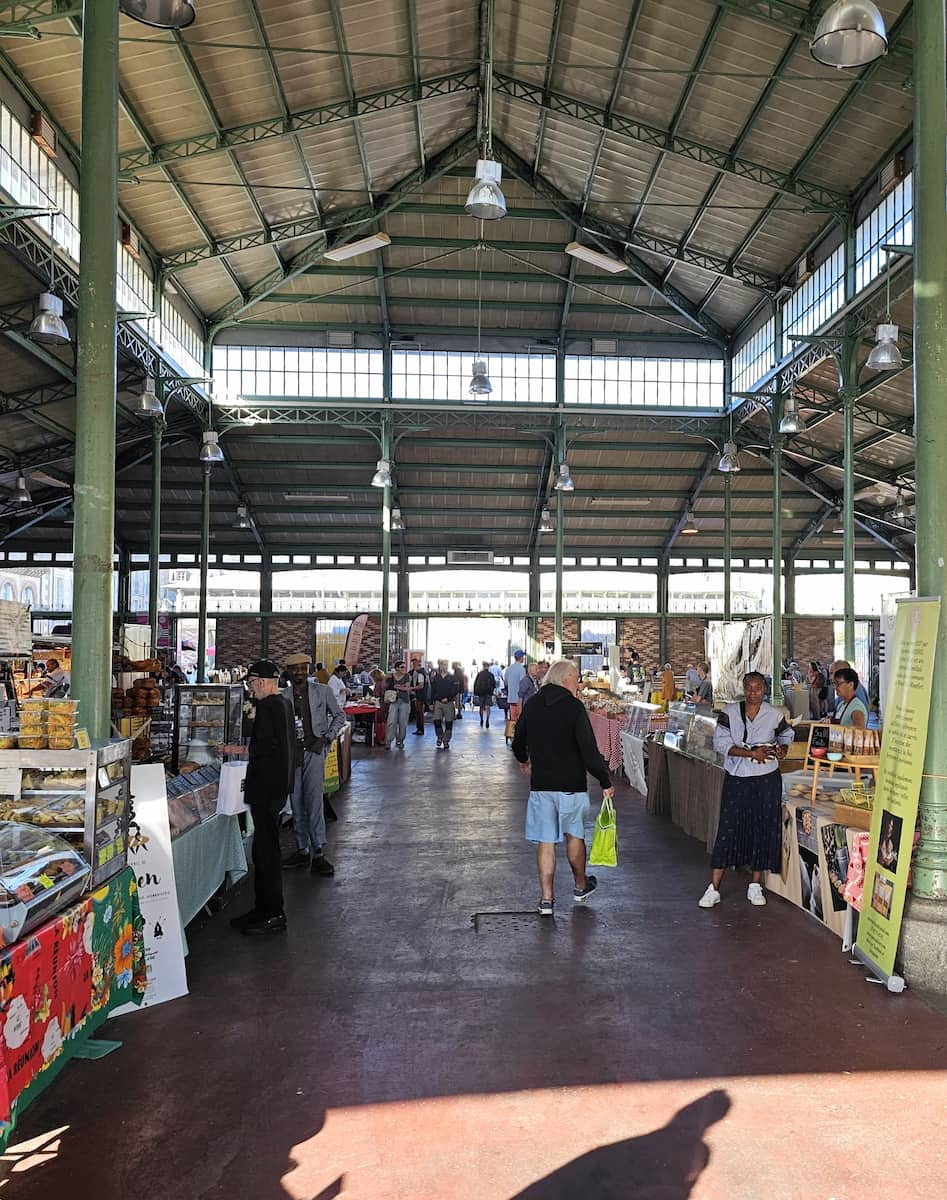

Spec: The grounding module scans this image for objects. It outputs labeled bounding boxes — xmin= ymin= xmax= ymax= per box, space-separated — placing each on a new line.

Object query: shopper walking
xmin=698 ymin=671 xmax=794 ymax=910
xmin=224 ymin=660 xmax=295 ymax=935
xmin=281 ymin=652 xmax=346 ymax=877
xmin=452 ymin=661 xmax=466 ymax=719
xmin=511 ymin=659 xmax=613 ymax=916
xmin=430 ymin=659 xmax=460 ymax=749
xmin=409 ymin=655 xmax=428 ymax=735
xmin=505 ymin=650 xmax=527 ymax=722
xmin=385 ymin=660 xmax=413 ymax=749
xmin=518 ymin=661 xmax=540 ymax=706
xmin=473 ymin=661 xmax=496 ymax=727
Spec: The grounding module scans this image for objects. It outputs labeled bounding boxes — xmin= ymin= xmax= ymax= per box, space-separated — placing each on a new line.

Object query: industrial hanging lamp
xmin=865 ymin=251 xmax=903 ymax=370
xmin=134 ymin=376 xmax=164 ymax=418
xmin=29 ymin=217 xmax=70 ymax=346
xmin=371 ymin=459 xmax=393 ymax=488
xmin=469 ymin=250 xmax=493 ymax=395
xmin=778 ymin=395 xmax=807 ymax=435
xmin=718 ymin=440 xmax=741 ymax=473
xmin=233 ymin=505 xmax=250 ymax=530
xmin=199 ymin=430 xmax=224 ymax=465
xmin=681 ymin=509 xmax=699 ymax=535
xmin=893 ymin=489 xmax=909 ymax=521
xmin=119 ymin=0 xmax=196 ymax=29
xmin=464 ymin=0 xmax=506 ymax=220
xmin=538 ymin=506 xmax=554 ymax=533
xmin=391 ymin=507 xmax=406 ymax=532
xmin=810 ymin=1 xmax=888 ymax=69
xmin=554 ymin=463 xmax=574 ymax=492
xmin=14 ymin=473 xmax=31 ymax=505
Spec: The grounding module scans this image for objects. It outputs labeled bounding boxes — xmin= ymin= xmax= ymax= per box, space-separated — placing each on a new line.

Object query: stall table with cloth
xmin=343 ymin=704 xmax=377 ymax=748
xmin=172 ymin=813 xmax=247 ymax=941
xmin=0 ymin=866 xmax=145 ymax=1150
xmin=586 ymin=710 xmax=624 ymax=772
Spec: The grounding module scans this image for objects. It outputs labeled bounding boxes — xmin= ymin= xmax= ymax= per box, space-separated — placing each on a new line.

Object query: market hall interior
xmin=2 ymin=722 xmax=944 ymax=1200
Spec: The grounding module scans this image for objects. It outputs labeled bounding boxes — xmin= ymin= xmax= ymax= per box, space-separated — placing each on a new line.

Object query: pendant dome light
xmin=810 ymin=1 xmax=888 ymax=69
xmin=233 ymin=505 xmax=250 ymax=530
xmin=134 ymin=376 xmax=164 ymax=418
xmin=865 ymin=252 xmax=903 ymax=370
xmin=718 ymin=440 xmax=741 ymax=473
xmin=892 ymin=490 xmax=909 ymax=521
xmin=538 ymin=506 xmax=554 ymax=533
xmin=778 ymin=396 xmax=807 ymax=435
xmin=14 ymin=473 xmax=32 ymax=505
xmin=119 ymin=0 xmax=196 ymax=29
xmin=371 ymin=459 xmax=393 ymax=488
xmin=199 ymin=430 xmax=224 ymax=465
xmin=554 ymin=463 xmax=574 ymax=492
xmin=29 ymin=293 xmax=70 ymax=347
xmin=464 ymin=0 xmax=506 ymax=221
xmin=681 ymin=509 xmax=699 ymax=535
xmin=469 ymin=247 xmax=493 ymax=395
xmin=391 ymin=507 xmax=406 ymax=532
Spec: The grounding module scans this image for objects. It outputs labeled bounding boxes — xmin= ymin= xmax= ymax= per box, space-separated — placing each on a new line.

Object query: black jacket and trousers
xmin=246 ymin=691 xmax=294 ymax=918
xmin=512 ymin=684 xmax=611 ymax=794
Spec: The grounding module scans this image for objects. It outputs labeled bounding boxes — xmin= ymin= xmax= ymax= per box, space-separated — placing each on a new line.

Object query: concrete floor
xmin=2 ymin=715 xmax=947 ymax=1199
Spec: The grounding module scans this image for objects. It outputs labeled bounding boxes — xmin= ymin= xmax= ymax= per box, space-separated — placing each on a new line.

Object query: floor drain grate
xmin=472 ymin=911 xmax=548 ymax=933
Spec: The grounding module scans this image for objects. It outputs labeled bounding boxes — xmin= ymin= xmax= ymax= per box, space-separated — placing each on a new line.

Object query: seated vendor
xmin=691 ymin=662 xmax=713 ymax=707
xmin=833 ymin=667 xmax=868 ymax=729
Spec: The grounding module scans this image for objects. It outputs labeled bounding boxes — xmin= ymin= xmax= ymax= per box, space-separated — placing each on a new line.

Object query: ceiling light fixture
xmin=538 ymin=506 xmax=554 ymax=533
xmin=391 ymin=507 xmax=405 ymax=532
xmin=198 ymin=430 xmax=224 ymax=465
xmin=29 ymin=292 xmax=70 ymax=346
xmin=323 ymin=232 xmax=392 ymax=263
xmin=554 ymin=463 xmax=575 ymax=492
xmin=14 ymin=474 xmax=31 ymax=505
xmin=469 ymin=248 xmax=493 ymax=395
xmin=134 ymin=375 xmax=164 ymax=418
xmin=564 ymin=241 xmax=628 ymax=275
xmin=681 ymin=509 xmax=699 ymax=535
xmin=233 ymin=505 xmax=250 ymax=530
xmin=778 ymin=396 xmax=807 ymax=435
xmin=810 ymin=0 xmax=888 ymax=69
xmin=371 ymin=459 xmax=393 ymax=488
xmin=718 ymin=440 xmax=741 ymax=473
xmin=464 ymin=0 xmax=506 ymax=221
xmin=865 ymin=250 xmax=904 ymax=371
xmin=119 ymin=0 xmax=196 ymax=29
xmin=893 ymin=490 xmax=909 ymax=521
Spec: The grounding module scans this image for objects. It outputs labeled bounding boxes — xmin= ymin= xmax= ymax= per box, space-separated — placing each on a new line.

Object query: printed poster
xmin=112 ymin=765 xmax=188 ymax=1012
xmin=854 ymin=597 xmax=941 ymax=983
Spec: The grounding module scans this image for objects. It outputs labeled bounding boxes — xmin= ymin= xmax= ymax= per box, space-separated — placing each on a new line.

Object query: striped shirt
xmin=714 ymin=701 xmax=794 ymax=778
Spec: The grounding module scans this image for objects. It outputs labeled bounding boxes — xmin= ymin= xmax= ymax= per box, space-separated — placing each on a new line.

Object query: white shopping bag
xmin=217 ymin=760 xmax=248 ymax=815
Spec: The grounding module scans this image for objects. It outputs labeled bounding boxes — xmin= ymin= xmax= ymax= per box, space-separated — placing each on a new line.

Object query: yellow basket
xmin=839 ymin=783 xmax=873 ymax=809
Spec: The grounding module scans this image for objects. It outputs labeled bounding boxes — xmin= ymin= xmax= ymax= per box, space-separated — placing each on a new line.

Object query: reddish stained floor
xmin=2 ymin=716 xmax=946 ymax=1199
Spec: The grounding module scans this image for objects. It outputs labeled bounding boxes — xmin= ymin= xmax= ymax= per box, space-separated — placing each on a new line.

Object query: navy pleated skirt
xmin=711 ymin=770 xmax=783 ymax=872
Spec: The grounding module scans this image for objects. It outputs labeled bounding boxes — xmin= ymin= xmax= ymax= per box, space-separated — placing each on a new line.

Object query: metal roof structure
xmin=0 ymin=0 xmax=918 ymax=568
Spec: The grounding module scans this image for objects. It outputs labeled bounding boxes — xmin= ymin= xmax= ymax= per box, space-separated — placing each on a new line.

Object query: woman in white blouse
xmin=698 ymin=672 xmax=795 ymax=909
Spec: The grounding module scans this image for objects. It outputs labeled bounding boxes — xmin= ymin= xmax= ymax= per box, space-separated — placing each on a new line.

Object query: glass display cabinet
xmin=172 ymin=684 xmax=244 ymax=773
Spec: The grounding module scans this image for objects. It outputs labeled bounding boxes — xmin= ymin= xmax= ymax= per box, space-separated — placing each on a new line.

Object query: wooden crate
xmin=833 ymin=802 xmax=872 ymax=831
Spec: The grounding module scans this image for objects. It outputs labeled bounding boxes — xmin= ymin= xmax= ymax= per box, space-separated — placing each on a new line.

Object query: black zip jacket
xmin=246 ymin=691 xmax=294 ymax=807
xmin=429 ymin=671 xmax=460 ymax=702
xmin=511 ymin=683 xmax=611 ymax=792
xmin=473 ymin=669 xmax=496 ymax=696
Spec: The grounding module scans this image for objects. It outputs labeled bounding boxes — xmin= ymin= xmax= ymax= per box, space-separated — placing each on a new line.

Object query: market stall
xmin=343 ymin=701 xmax=379 ymax=748
xmin=0 ymin=865 xmax=145 ymax=1151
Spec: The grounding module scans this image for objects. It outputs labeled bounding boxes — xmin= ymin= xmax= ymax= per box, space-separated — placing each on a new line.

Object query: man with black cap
xmin=223 ymin=659 xmax=294 ymax=935
xmin=281 ymin=652 xmax=346 ymax=876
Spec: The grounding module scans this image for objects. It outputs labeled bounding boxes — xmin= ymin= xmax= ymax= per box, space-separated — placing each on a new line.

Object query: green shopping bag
xmin=588 ymin=795 xmax=618 ymax=867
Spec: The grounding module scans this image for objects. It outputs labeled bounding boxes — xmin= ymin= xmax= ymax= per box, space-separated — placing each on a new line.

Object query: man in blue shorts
xmin=511 ymin=658 xmax=614 ymax=916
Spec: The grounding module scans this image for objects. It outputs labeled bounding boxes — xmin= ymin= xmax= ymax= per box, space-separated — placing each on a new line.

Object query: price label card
xmin=0 ymin=765 xmax=20 ymax=800
xmin=76 ymin=728 xmax=91 ymax=749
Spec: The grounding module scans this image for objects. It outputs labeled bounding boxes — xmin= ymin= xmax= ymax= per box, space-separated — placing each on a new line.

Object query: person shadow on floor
xmin=508 ymin=1089 xmax=731 ymax=1199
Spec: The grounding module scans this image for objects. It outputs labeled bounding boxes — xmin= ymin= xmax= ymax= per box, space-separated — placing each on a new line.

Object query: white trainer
xmin=698 ymin=884 xmax=721 ymax=908
xmin=747 ymin=883 xmax=766 ymax=906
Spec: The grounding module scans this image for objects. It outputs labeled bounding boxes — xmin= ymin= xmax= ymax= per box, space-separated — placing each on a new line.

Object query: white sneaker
xmin=747 ymin=883 xmax=766 ymax=906
xmin=698 ymin=884 xmax=721 ymax=908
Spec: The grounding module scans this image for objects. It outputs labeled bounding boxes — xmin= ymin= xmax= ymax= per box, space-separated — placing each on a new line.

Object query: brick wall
xmin=269 ymin=617 xmax=314 ymax=664
xmin=667 ymin=618 xmax=708 ymax=670
xmin=619 ymin=618 xmax=660 ymax=669
xmin=358 ymin=615 xmax=382 ymax=667
xmin=215 ymin=617 xmax=263 ymax=666
xmin=535 ymin=617 xmax=579 ymax=655
xmin=786 ymin=618 xmax=835 ymax=668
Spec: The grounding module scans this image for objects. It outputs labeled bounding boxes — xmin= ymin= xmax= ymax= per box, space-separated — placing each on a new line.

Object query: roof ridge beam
xmin=493 ymin=72 xmax=848 ymax=212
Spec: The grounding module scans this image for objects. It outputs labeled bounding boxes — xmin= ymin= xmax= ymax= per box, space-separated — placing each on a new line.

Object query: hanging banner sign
xmin=112 ymin=765 xmax=188 ymax=1013
xmin=544 ymin=641 xmax=604 ymax=657
xmin=854 ymin=596 xmax=941 ymax=985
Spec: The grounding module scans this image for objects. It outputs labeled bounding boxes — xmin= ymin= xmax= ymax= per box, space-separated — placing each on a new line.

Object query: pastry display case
xmin=685 ymin=712 xmax=723 ymax=764
xmin=624 ymin=701 xmax=663 ymax=739
xmin=0 ymin=822 xmax=90 ymax=946
xmin=165 ymin=764 xmax=221 ymax=837
xmin=0 ymin=739 xmax=131 ymax=888
xmin=662 ymin=703 xmax=695 ymax=751
xmin=172 ymin=684 xmax=244 ymax=773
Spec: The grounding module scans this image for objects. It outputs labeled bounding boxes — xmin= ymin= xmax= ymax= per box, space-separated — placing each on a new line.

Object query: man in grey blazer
xmin=281 ymin=652 xmax=346 ymax=875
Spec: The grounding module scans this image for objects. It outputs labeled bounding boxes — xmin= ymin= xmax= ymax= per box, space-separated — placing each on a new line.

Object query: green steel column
xmin=772 ymin=399 xmax=783 ymax=668
xmin=658 ymin=556 xmax=668 ymax=664
xmin=528 ymin=559 xmax=540 ymax=661
xmin=723 ymin=472 xmax=732 ymax=621
xmin=396 ymin=562 xmax=409 ymax=614
xmin=260 ymin=562 xmax=272 ymax=658
xmin=379 ymin=417 xmax=392 ymax=671
xmin=147 ymin=416 xmax=163 ymax=644
xmin=784 ymin=559 xmax=796 ymax=661
xmin=844 ymin=216 xmax=857 ymax=303
xmin=117 ymin=548 xmax=130 ymax=619
xmin=553 ymin=422 xmax=565 ymax=656
xmin=912 ymin=0 xmax=947 ymax=901
xmin=71 ymin=0 xmax=119 ymax=740
xmin=840 ymin=363 xmax=858 ymax=660
xmin=197 ymin=463 xmax=211 ymax=682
